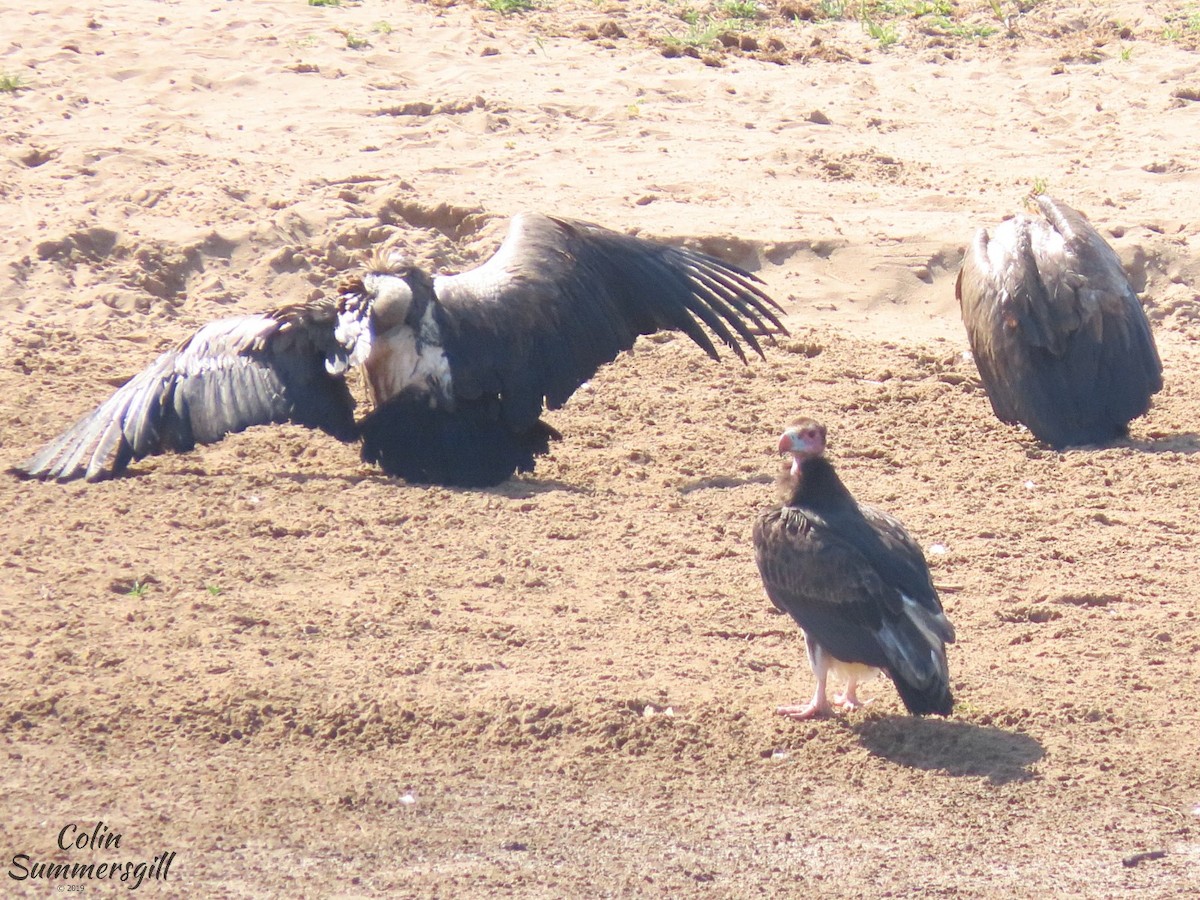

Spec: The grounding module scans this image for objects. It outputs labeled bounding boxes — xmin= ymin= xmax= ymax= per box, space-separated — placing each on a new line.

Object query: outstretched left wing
xmin=15 ymin=302 xmax=357 ymax=482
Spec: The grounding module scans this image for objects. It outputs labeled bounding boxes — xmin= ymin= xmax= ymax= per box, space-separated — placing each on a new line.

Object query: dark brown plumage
xmin=957 ymin=195 xmax=1162 ymax=449
xmin=15 ymin=213 xmax=786 ymax=487
xmin=753 ymin=418 xmax=955 ymax=719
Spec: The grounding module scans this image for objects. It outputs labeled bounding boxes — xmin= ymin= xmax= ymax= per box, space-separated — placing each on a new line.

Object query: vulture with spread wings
xmin=957 ymin=195 xmax=1162 ymax=449
xmin=15 ymin=213 xmax=786 ymax=487
xmin=753 ymin=418 xmax=956 ymax=719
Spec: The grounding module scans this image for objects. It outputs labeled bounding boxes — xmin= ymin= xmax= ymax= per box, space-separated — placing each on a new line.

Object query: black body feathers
xmin=957 ymin=195 xmax=1162 ymax=448
xmin=754 ymin=421 xmax=955 ymax=717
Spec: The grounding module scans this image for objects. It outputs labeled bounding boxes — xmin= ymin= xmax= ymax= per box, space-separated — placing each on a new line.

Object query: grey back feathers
xmin=957 ymin=195 xmax=1162 ymax=448
xmin=15 ymin=213 xmax=785 ymax=486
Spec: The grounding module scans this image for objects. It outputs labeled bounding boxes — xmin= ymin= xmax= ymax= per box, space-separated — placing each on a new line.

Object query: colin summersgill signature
xmin=8 ymin=821 xmax=177 ymax=890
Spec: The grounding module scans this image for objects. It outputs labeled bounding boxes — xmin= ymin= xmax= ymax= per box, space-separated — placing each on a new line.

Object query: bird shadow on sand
xmin=852 ymin=716 xmax=1044 ymax=785
xmin=1123 ymin=432 xmax=1200 ymax=455
xmin=83 ymin=466 xmax=591 ymax=496
xmin=262 ymin=470 xmax=592 ymax=496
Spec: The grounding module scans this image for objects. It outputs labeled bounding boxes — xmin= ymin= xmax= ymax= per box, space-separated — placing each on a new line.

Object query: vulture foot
xmin=832 ymin=677 xmax=872 ymax=711
xmin=775 ymin=701 xmax=830 ymax=720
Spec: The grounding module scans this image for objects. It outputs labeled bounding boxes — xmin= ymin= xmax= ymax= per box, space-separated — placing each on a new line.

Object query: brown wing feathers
xmin=957 ymin=196 xmax=1162 ymax=448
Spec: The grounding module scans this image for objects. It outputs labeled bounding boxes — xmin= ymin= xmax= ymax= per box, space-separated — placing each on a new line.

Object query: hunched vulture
xmin=15 ymin=213 xmax=786 ymax=487
xmin=753 ymin=418 xmax=956 ymax=719
xmin=956 ymin=195 xmax=1163 ymax=449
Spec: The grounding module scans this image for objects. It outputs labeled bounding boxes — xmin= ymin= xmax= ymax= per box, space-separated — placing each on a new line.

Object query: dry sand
xmin=2 ymin=0 xmax=1200 ymax=895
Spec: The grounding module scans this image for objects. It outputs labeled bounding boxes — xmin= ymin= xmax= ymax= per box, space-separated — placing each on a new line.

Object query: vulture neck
xmin=782 ymin=456 xmax=857 ymax=511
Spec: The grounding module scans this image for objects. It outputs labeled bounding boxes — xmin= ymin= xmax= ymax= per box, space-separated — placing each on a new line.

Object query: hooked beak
xmin=777 ymin=423 xmax=827 ymax=468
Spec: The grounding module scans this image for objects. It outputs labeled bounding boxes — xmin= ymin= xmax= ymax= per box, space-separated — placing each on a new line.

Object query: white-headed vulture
xmin=957 ymin=195 xmax=1162 ymax=449
xmin=15 ymin=213 xmax=785 ymax=487
xmin=753 ymin=419 xmax=956 ymax=719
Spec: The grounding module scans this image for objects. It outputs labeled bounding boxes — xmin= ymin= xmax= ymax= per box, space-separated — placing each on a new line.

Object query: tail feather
xmin=877 ymin=595 xmax=954 ymax=717
xmin=889 ymin=660 xmax=954 ymax=717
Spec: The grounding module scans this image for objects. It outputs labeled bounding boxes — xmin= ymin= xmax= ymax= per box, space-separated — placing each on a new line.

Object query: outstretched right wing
xmin=432 ymin=213 xmax=787 ymax=431
xmin=15 ymin=301 xmax=358 ymax=482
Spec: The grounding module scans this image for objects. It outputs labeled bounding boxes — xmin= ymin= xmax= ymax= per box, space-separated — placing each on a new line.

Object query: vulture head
xmin=340 ymin=252 xmax=434 ymax=333
xmin=363 ymin=252 xmax=437 ymax=331
xmin=333 ymin=254 xmax=440 ymax=377
xmin=778 ymin=417 xmax=827 ymax=477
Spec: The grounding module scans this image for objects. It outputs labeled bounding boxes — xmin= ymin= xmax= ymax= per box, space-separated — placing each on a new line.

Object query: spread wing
xmin=431 ymin=213 xmax=787 ymax=429
xmin=15 ymin=302 xmax=357 ymax=482
xmin=957 ymin=195 xmax=1163 ymax=448
xmin=753 ymin=504 xmax=954 ymax=715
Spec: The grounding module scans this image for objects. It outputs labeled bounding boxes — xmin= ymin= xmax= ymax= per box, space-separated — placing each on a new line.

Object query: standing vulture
xmin=753 ymin=418 xmax=955 ymax=719
xmin=957 ymin=195 xmax=1162 ymax=449
xmin=14 ymin=213 xmax=786 ymax=487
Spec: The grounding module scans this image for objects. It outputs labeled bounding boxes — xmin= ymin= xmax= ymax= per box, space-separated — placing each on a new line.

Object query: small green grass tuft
xmin=0 ymin=73 xmax=26 ymax=93
xmin=206 ymin=585 xmax=223 ymax=597
xmin=933 ymin=17 xmax=998 ymax=40
xmin=954 ymin=698 xmax=983 ymax=717
xmin=372 ymin=20 xmax=393 ymax=34
xmin=818 ymin=0 xmax=847 ymax=19
xmin=335 ymin=28 xmax=370 ymax=49
xmin=719 ymin=0 xmax=759 ymax=20
xmin=1030 ymin=176 xmax=1049 ymax=198
xmin=308 ymin=0 xmax=341 ymax=6
xmin=663 ymin=16 xmax=728 ymax=50
xmin=484 ymin=0 xmax=534 ymax=13
xmin=127 ymin=580 xmax=150 ymax=599
xmin=863 ymin=16 xmax=898 ymax=48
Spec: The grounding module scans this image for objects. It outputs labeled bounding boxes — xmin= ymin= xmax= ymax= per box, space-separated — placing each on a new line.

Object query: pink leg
xmin=833 ymin=674 xmax=869 ymax=710
xmin=776 ymin=642 xmax=832 ymax=719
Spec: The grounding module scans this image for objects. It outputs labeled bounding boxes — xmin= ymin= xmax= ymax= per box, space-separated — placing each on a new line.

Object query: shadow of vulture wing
xmin=15 ymin=302 xmax=357 ymax=482
xmin=430 ymin=213 xmax=786 ymax=431
xmin=956 ymin=195 xmax=1162 ymax=448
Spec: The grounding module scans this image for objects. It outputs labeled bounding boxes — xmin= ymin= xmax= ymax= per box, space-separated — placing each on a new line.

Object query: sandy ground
xmin=2 ymin=0 xmax=1200 ymax=896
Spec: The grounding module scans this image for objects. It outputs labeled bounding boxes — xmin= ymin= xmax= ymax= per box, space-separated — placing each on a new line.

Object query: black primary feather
xmin=432 ymin=214 xmax=786 ymax=432
xmin=957 ymin=195 xmax=1162 ymax=448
